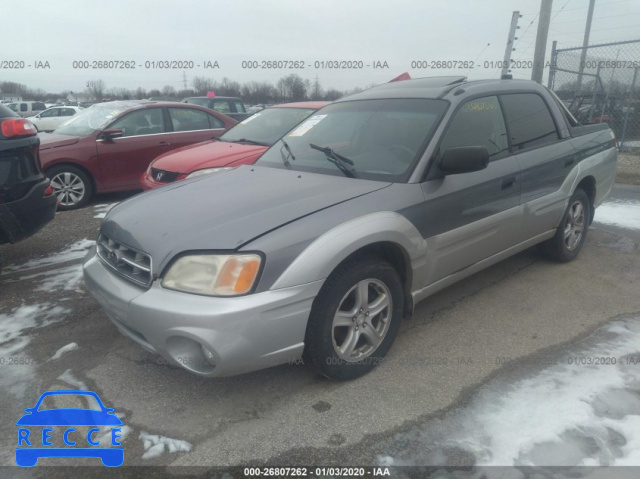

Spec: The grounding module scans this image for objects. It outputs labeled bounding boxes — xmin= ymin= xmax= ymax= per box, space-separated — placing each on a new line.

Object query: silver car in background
xmin=83 ymin=76 xmax=617 ymax=380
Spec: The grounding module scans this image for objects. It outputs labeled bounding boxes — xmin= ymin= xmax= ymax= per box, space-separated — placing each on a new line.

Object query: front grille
xmin=97 ymin=233 xmax=153 ymax=287
xmin=150 ymin=168 xmax=180 ymax=183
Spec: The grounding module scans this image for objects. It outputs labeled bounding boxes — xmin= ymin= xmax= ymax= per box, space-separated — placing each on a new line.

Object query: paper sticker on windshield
xmin=239 ymin=113 xmax=260 ymax=125
xmin=289 ymin=115 xmax=327 ymax=137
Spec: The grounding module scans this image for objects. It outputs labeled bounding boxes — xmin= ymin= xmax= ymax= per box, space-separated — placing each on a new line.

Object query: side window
xmin=169 ymin=108 xmax=210 ymax=132
xmin=20 ymin=104 xmax=28 ymax=112
xmin=33 ymin=102 xmax=46 ymax=111
xmin=438 ymin=96 xmax=509 ymax=160
xmin=207 ymin=114 xmax=225 ymax=129
xmin=109 ymin=108 xmax=164 ymax=137
xmin=500 ymin=93 xmax=559 ymax=150
xmin=61 ymin=108 xmax=77 ymax=116
xmin=40 ymin=109 xmax=59 ymax=118
xmin=211 ymin=101 xmax=232 ymax=114
xmin=233 ymin=100 xmax=245 ymax=113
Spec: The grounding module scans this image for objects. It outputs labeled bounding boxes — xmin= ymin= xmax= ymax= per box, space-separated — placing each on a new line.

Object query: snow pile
xmin=49 ymin=342 xmax=79 ymax=361
xmin=139 ymin=431 xmax=193 ymax=459
xmin=94 ymin=203 xmax=117 ymax=219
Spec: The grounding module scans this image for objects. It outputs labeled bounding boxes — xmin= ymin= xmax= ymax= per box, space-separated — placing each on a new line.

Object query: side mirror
xmin=101 ymin=128 xmax=124 ymax=140
xmin=440 ymin=146 xmax=489 ymax=175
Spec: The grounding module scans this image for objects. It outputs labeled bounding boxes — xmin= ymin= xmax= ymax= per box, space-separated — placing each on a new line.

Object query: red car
xmin=140 ymin=101 xmax=329 ymax=190
xmin=39 ymin=100 xmax=237 ymax=210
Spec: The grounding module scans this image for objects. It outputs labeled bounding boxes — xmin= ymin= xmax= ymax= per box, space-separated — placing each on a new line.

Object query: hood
xmin=102 ymin=165 xmax=390 ymax=274
xmin=38 ymin=133 xmax=80 ymax=150
xmin=151 ymin=140 xmax=265 ymax=173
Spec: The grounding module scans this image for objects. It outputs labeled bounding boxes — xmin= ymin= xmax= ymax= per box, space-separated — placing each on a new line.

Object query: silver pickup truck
xmin=83 ymin=76 xmax=617 ymax=380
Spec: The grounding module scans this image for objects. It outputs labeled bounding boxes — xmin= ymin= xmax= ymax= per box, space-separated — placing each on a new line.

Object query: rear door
xmin=419 ymin=95 xmax=522 ymax=284
xmin=499 ymin=92 xmax=574 ymax=241
xmin=95 ymin=107 xmax=169 ymax=190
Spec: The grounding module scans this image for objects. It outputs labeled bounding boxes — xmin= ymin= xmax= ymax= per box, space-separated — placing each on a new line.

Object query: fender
xmin=270 ymin=211 xmax=427 ymax=290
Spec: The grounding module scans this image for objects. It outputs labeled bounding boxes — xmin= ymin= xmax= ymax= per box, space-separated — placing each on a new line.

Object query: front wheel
xmin=47 ymin=165 xmax=93 ymax=211
xmin=539 ymin=188 xmax=590 ymax=262
xmin=303 ymin=255 xmax=404 ymax=381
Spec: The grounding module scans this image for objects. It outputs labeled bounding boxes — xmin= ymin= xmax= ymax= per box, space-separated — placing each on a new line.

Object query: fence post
xmin=548 ymin=41 xmax=557 ymax=89
xmin=619 ymin=67 xmax=639 ymax=150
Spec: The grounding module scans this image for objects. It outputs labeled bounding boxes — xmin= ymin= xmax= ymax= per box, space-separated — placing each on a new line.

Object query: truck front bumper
xmin=83 ymin=248 xmax=323 ymax=377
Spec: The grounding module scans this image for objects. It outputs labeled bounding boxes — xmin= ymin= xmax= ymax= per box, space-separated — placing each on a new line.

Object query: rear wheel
xmin=48 ymin=165 xmax=93 ymax=211
xmin=303 ymin=255 xmax=404 ymax=381
xmin=539 ymin=188 xmax=590 ymax=262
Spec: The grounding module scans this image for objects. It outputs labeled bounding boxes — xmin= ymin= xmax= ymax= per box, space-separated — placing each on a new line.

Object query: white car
xmin=28 ymin=106 xmax=83 ymax=132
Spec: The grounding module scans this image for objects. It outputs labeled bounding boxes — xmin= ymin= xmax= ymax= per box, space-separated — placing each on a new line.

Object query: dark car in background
xmin=0 ymin=105 xmax=57 ymax=272
xmin=38 ymin=100 xmax=237 ymax=210
xmin=182 ymin=96 xmax=251 ymax=122
xmin=141 ymin=101 xmax=329 ymax=189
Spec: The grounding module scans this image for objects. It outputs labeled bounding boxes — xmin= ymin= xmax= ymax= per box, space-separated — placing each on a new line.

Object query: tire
xmin=303 ymin=255 xmax=404 ymax=381
xmin=539 ymin=188 xmax=590 ymax=262
xmin=47 ymin=165 xmax=93 ymax=211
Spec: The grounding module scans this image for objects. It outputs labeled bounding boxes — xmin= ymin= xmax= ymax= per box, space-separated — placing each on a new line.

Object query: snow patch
xmin=57 ymin=369 xmax=88 ymax=391
xmin=139 ymin=431 xmax=192 ymax=459
xmin=94 ymin=203 xmax=117 ymax=219
xmin=49 ymin=342 xmax=79 ymax=361
xmin=0 ymin=303 xmax=70 ymax=357
xmin=1 ymin=239 xmax=94 ymax=274
xmin=594 ymin=199 xmax=640 ymax=231
xmin=378 ymin=318 xmax=640 ymax=467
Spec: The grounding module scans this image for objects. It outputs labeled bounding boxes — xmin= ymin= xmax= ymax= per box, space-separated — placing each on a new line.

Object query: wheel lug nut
xmin=352 ymin=317 xmax=356 ymax=322
xmin=365 ymin=312 xmax=369 ymax=316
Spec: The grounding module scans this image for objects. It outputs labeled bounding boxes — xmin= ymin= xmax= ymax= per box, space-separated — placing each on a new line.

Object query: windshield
xmin=256 ymin=99 xmax=447 ymax=182
xmin=54 ymin=103 xmax=129 ymax=137
xmin=221 ymin=107 xmax=317 ymax=145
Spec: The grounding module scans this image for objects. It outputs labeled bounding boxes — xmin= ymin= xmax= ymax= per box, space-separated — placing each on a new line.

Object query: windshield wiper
xmin=233 ymin=138 xmax=270 ymax=146
xmin=279 ymin=138 xmax=295 ymax=169
xmin=309 ymin=143 xmax=357 ymax=178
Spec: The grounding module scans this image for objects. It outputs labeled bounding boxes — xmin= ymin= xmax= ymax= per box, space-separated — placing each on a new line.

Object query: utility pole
xmin=576 ymin=0 xmax=596 ymax=93
xmin=501 ymin=11 xmax=521 ymax=79
xmin=182 ymin=71 xmax=188 ymax=90
xmin=531 ymin=0 xmax=553 ymax=84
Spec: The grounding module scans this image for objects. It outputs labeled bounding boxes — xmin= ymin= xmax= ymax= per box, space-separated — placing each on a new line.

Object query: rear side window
xmin=169 ymin=108 xmax=210 ymax=131
xmin=20 ymin=104 xmax=27 ymax=112
xmin=207 ymin=114 xmax=225 ymax=128
xmin=438 ymin=96 xmax=509 ymax=160
xmin=33 ymin=102 xmax=46 ymax=111
xmin=500 ymin=93 xmax=559 ymax=150
xmin=233 ymin=100 xmax=245 ymax=113
xmin=211 ymin=101 xmax=231 ymax=114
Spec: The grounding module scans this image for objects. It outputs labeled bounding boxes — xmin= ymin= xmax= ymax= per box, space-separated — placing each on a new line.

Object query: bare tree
xmin=192 ymin=76 xmax=215 ymax=95
xmin=86 ymin=79 xmax=106 ymax=101
xmin=162 ymin=85 xmax=177 ymax=98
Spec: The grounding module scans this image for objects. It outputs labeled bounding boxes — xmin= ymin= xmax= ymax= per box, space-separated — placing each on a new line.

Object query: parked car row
xmin=38 ymin=100 xmax=237 ymax=209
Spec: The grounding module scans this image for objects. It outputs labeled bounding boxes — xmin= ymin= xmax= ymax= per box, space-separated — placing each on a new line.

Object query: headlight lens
xmin=185 ymin=167 xmax=232 ymax=179
xmin=162 ymin=254 xmax=261 ymax=296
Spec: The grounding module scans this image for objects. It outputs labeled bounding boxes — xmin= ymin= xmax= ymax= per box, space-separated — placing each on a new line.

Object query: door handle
xmin=158 ymin=141 xmax=171 ymax=148
xmin=501 ymin=177 xmax=516 ymax=190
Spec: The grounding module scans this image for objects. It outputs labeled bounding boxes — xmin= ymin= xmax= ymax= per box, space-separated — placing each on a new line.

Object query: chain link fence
xmin=549 ymin=39 xmax=640 ymax=151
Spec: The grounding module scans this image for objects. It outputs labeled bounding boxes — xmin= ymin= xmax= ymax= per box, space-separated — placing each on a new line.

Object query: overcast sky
xmin=3 ymin=0 xmax=640 ymax=96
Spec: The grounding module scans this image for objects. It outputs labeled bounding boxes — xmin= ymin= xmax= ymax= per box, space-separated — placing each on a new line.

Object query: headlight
xmin=162 ymin=254 xmax=261 ymax=296
xmin=185 ymin=167 xmax=233 ymax=179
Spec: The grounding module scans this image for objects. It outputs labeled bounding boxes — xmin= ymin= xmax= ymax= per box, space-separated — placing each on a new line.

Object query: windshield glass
xmin=222 ymin=107 xmax=317 ymax=145
xmin=54 ymin=103 xmax=129 ymax=137
xmin=256 ymin=99 xmax=447 ymax=182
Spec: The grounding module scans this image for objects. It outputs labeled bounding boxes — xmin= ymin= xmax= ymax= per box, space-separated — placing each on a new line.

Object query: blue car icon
xmin=16 ymin=390 xmax=124 ymax=467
